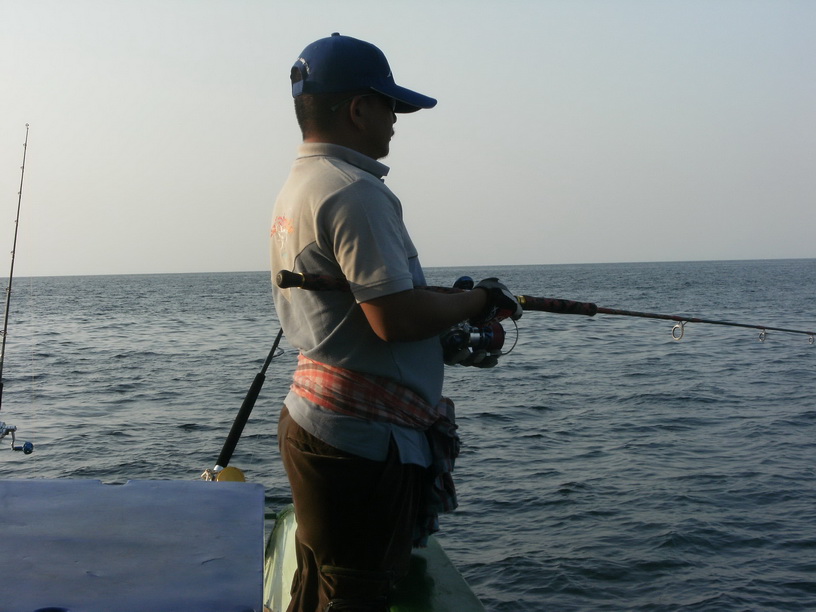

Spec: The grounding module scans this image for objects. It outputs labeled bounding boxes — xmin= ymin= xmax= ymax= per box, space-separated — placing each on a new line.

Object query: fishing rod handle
xmin=275 ymin=269 xmax=461 ymax=295
xmin=276 ymin=269 xmax=350 ymax=291
xmin=518 ymin=295 xmax=598 ymax=316
xmin=276 ymin=270 xmax=599 ymax=317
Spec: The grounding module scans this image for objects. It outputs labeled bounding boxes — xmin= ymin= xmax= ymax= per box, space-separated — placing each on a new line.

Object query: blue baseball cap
xmin=291 ymin=33 xmax=437 ymax=114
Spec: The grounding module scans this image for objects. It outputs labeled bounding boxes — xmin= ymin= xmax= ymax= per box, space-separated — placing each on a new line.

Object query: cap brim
xmin=372 ymin=84 xmax=437 ymax=114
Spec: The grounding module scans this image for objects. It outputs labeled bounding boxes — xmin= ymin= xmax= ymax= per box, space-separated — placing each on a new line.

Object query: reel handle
xmin=14 ymin=440 xmax=34 ymax=454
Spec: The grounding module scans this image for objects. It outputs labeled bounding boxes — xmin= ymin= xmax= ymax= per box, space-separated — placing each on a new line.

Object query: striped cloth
xmin=292 ymin=354 xmax=460 ymax=546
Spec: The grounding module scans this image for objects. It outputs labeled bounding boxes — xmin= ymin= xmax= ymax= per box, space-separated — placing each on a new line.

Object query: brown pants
xmin=278 ymin=406 xmax=424 ymax=612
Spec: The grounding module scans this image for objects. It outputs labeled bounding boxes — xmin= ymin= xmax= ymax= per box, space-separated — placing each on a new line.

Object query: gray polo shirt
xmin=270 ymin=143 xmax=442 ymax=466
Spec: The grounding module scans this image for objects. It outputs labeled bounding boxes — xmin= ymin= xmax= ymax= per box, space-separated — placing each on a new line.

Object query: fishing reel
xmin=0 ymin=421 xmax=34 ymax=454
xmin=440 ymin=319 xmax=514 ymax=368
xmin=440 ymin=275 xmax=519 ymax=368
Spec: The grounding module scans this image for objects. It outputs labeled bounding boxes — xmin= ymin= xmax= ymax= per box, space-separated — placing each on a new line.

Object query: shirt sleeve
xmin=318 ymin=179 xmax=416 ymax=303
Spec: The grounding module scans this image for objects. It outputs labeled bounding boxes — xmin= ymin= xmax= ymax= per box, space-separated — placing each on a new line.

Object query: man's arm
xmin=360 ymin=288 xmax=487 ymax=342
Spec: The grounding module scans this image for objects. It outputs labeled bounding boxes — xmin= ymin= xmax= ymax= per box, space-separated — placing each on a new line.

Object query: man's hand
xmin=473 ymin=278 xmax=523 ymax=323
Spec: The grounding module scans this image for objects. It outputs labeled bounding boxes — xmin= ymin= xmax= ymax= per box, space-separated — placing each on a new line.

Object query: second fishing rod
xmin=275 ymin=270 xmax=816 ymax=344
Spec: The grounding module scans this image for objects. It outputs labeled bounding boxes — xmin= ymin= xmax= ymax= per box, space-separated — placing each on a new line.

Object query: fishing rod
xmin=275 ymin=269 xmax=815 ymax=344
xmin=202 ymin=328 xmax=285 ymax=482
xmin=1 ymin=124 xmax=29 ymax=394
xmin=0 ymin=125 xmax=33 ymax=454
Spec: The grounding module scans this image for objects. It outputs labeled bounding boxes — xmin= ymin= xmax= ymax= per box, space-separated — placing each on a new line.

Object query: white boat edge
xmin=263 ymin=504 xmax=487 ymax=612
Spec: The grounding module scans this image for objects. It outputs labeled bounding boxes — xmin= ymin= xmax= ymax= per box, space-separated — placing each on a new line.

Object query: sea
xmin=1 ymin=259 xmax=815 ymax=612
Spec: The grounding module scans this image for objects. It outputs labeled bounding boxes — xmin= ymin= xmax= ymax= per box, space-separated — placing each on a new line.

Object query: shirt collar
xmin=297 ymin=142 xmax=390 ymax=179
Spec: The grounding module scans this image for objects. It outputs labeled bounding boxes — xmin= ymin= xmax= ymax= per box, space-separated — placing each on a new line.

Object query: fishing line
xmin=276 ymin=269 xmax=815 ymax=344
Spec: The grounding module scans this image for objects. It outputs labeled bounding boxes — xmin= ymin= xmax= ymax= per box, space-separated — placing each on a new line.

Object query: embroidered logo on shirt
xmin=271 ymin=215 xmax=294 ymax=257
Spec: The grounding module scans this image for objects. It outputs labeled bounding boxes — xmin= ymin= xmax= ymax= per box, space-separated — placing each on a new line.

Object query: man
xmin=270 ymin=33 xmax=521 ymax=611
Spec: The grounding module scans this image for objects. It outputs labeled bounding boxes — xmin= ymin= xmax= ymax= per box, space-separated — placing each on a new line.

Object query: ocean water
xmin=1 ymin=259 xmax=815 ymax=611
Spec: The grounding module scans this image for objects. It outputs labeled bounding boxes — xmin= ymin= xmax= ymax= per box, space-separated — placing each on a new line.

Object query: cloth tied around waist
xmin=291 ymin=354 xmax=459 ymax=546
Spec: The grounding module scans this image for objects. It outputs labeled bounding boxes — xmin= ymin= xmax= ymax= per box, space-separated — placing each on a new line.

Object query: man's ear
xmin=348 ymin=96 xmax=368 ymax=127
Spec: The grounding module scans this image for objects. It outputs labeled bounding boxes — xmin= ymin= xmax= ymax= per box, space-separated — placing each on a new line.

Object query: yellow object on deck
xmin=216 ymin=465 xmax=247 ymax=482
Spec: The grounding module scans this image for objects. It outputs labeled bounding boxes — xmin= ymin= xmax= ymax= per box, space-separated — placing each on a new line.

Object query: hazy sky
xmin=1 ymin=0 xmax=814 ymax=277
